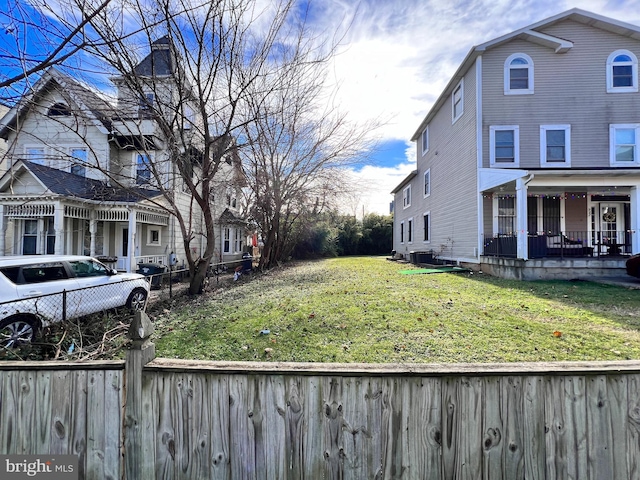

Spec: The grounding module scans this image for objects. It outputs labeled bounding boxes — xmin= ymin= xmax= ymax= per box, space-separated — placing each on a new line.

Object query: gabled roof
xmin=0 ymin=160 xmax=162 ymax=203
xmin=411 ymin=8 xmax=640 ymax=141
xmin=0 ymin=68 xmax=116 ymax=139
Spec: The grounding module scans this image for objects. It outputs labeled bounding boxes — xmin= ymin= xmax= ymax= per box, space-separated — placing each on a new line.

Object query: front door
xmin=598 ymin=203 xmax=625 ymax=253
xmin=118 ymin=225 xmax=129 ymax=271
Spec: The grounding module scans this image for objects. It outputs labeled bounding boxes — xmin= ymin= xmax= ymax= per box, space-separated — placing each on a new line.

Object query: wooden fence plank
xmin=522 ymin=376 xmax=545 ymax=480
xmin=34 ymin=371 xmax=52 ymax=455
xmin=482 ymin=376 xmax=504 ymax=479
xmin=412 ymin=377 xmax=442 ymax=479
xmin=86 ymin=370 xmax=106 ymax=480
xmin=502 ymin=376 xmax=524 ymax=479
xmin=301 ymin=375 xmax=324 ymax=479
xmin=457 ymin=377 xmax=483 ymax=480
xmin=210 ymin=374 xmax=231 ymax=479
xmin=322 ymin=376 xmax=344 ymax=480
xmin=441 ymin=377 xmax=458 ymax=480
xmin=229 ymin=374 xmax=254 ymax=480
xmin=284 ymin=377 xmax=306 ymax=479
xmin=627 ymin=374 xmax=640 ymax=479
xmin=18 ymin=370 xmax=36 ymax=454
xmin=155 ymin=373 xmax=177 ymax=479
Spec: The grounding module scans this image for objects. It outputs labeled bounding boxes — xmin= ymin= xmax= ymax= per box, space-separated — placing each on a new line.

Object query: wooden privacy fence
xmin=2 ymin=320 xmax=640 ymax=478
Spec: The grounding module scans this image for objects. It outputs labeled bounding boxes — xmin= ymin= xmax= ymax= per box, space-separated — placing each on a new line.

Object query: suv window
xmin=70 ymin=259 xmax=109 ymax=278
xmin=0 ymin=267 xmax=20 ymax=283
xmin=21 ymin=263 xmax=69 ymax=284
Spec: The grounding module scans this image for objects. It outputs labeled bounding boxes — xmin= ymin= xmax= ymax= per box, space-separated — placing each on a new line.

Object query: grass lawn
xmin=153 ymin=256 xmax=640 ymax=363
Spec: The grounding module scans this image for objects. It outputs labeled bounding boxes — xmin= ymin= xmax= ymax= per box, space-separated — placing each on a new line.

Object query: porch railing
xmin=483 ymin=231 xmax=635 ymax=259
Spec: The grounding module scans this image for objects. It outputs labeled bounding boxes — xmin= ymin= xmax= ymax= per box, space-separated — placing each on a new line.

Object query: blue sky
xmin=3 ymin=0 xmax=640 ymax=215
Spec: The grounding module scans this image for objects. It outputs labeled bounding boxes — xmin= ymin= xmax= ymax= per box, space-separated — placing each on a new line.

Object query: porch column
xmin=128 ymin=208 xmax=137 ymax=273
xmin=0 ymin=205 xmax=5 ymax=256
xmin=89 ymin=211 xmax=97 ymax=257
xmin=631 ymin=186 xmax=640 ymax=254
xmin=37 ymin=218 xmax=45 ymax=255
xmin=516 ymin=177 xmax=528 ymax=260
xmin=54 ymin=202 xmax=64 ymax=255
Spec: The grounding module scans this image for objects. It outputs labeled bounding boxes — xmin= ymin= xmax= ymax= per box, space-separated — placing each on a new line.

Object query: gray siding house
xmin=0 ymin=38 xmax=247 ymax=272
xmin=392 ymin=8 xmax=640 ymax=279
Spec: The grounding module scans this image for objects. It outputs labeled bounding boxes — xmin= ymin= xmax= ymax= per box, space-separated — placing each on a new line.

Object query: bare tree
xmin=62 ymin=0 xmax=359 ymax=293
xmin=241 ymin=44 xmax=377 ymax=269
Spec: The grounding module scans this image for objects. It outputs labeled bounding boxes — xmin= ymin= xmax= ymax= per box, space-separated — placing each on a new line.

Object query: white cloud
xmin=313 ymin=0 xmax=640 ymax=215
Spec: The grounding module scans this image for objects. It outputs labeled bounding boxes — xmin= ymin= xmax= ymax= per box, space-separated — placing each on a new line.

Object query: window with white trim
xmin=490 ymin=126 xmax=519 ymax=167
xmin=407 ymin=218 xmax=413 ymax=243
xmin=402 ymin=185 xmax=411 ymax=208
xmin=610 ymin=124 xmax=640 ymax=165
xmin=504 ymin=53 xmax=534 ymax=94
xmin=421 ymin=126 xmax=429 ymax=155
xmin=497 ymin=197 xmax=516 ymax=235
xmin=399 ymin=221 xmax=405 ymax=244
xmin=147 ymin=228 xmax=161 ymax=246
xmin=234 ymin=228 xmax=242 ymax=252
xmin=540 ymin=125 xmax=571 ymax=167
xmin=607 ymin=50 xmax=638 ymax=93
xmin=423 ymin=212 xmax=431 ymax=242
xmin=452 ymin=80 xmax=464 ymax=123
xmin=136 ymin=153 xmax=152 ymax=185
xmin=70 ymin=148 xmax=87 ymax=176
xmin=423 ymin=169 xmax=431 ymax=197
xmin=223 ymin=228 xmax=231 ymax=253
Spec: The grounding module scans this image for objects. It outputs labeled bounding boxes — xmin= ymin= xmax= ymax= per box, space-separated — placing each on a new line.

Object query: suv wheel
xmin=0 ymin=315 xmax=38 ymax=347
xmin=127 ymin=288 xmax=148 ymax=311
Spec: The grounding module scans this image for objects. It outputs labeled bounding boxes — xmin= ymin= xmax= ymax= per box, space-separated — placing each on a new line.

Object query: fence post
xmin=123 ymin=311 xmax=155 ymax=479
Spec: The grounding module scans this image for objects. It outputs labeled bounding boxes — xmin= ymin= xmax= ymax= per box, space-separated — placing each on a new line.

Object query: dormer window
xmin=607 ymin=50 xmax=638 ymax=93
xmin=504 ymin=53 xmax=534 ymax=95
xmin=48 ymin=103 xmax=71 ymax=116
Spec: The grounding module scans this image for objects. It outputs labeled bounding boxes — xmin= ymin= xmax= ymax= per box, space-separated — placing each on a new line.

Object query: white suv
xmin=0 ymin=255 xmax=150 ymax=347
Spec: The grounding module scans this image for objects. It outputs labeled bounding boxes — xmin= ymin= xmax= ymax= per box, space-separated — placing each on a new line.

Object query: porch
xmin=483 ymin=230 xmax=634 ymax=259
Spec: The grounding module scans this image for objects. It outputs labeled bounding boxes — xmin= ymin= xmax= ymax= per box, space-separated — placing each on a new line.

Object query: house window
xmin=424 ymin=169 xmax=431 ymax=197
xmin=70 ymin=148 xmax=87 ymax=176
xmin=540 ymin=125 xmax=571 ymax=167
xmin=399 ymin=221 xmax=405 ymax=244
xmin=407 ymin=218 xmax=413 ymax=243
xmin=234 ymin=228 xmax=242 ymax=252
xmin=421 ymin=126 xmax=429 ymax=155
xmin=497 ymin=197 xmax=515 ymax=235
xmin=22 ymin=219 xmax=38 ymax=254
xmin=223 ymin=228 xmax=231 ymax=253
xmin=607 ymin=50 xmax=638 ymax=93
xmin=48 ymin=102 xmax=71 ymax=116
xmin=610 ymin=124 xmax=640 ymax=165
xmin=25 ymin=147 xmax=45 ymax=165
xmin=46 ymin=218 xmax=55 ymax=254
xmin=402 ymin=185 xmax=411 ymax=208
xmin=147 ymin=228 xmax=161 ymax=246
xmin=136 ymin=153 xmax=152 ymax=184
xmin=452 ymin=80 xmax=464 ymax=123
xmin=423 ymin=212 xmax=430 ymax=242
xmin=490 ymin=126 xmax=519 ymax=167
xmin=504 ymin=53 xmax=534 ymax=94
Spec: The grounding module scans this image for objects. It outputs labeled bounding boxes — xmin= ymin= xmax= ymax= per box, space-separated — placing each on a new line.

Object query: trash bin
xmin=137 ymin=263 xmax=167 ymax=289
xmin=241 ymin=253 xmax=252 ymax=272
